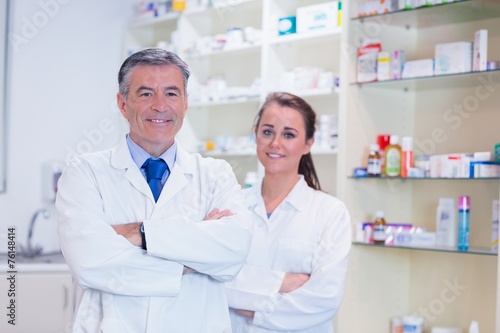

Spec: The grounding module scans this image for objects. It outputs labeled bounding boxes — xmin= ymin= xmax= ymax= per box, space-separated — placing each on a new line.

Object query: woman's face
xmin=255 ymin=103 xmax=314 ymax=176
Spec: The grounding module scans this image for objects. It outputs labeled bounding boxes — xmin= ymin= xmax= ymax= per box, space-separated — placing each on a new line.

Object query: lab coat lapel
xmin=111 ymin=138 xmax=152 ymax=200
xmin=155 ymin=145 xmax=193 ymax=205
xmin=245 ymin=180 xmax=268 ymax=222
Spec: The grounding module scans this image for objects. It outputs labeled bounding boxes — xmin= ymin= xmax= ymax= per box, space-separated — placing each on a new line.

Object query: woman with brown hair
xmin=226 ymin=92 xmax=351 ymax=333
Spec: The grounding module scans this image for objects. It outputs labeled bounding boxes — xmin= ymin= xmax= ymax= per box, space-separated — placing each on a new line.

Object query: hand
xmin=203 ymin=208 xmax=233 ymax=221
xmin=112 ymin=223 xmax=142 ymax=247
xmin=236 ymin=309 xmax=255 ymax=318
xmin=279 ymin=273 xmax=310 ymax=293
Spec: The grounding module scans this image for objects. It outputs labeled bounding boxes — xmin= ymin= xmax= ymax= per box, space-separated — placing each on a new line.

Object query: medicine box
xmin=394 ymin=231 xmax=436 ymax=248
xmin=435 ymin=42 xmax=472 ymax=75
xmin=278 ymin=16 xmax=297 ymax=36
xmin=391 ymin=50 xmax=406 ymax=80
xmin=469 ymin=161 xmax=500 ymax=178
xmin=357 ymin=40 xmax=382 ymax=83
xmin=377 ymin=52 xmax=391 ymax=81
xmin=473 ymin=29 xmax=488 ymax=71
xmin=296 ymin=2 xmax=338 ymax=33
xmin=402 ymin=58 xmax=434 ymax=79
xmin=493 ymin=200 xmax=499 ymax=252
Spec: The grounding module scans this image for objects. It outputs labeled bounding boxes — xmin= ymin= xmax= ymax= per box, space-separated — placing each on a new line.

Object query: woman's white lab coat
xmin=226 ymin=176 xmax=351 ymax=333
xmin=56 ymin=138 xmax=253 ymax=333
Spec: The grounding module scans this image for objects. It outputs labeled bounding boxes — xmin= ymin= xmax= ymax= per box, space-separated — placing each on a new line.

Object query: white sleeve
xmin=226 ymin=263 xmax=285 ymax=310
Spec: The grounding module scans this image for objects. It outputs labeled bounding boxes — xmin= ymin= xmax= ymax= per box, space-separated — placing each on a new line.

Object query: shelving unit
xmin=123 ymin=0 xmax=342 ymax=194
xmin=338 ymin=1 xmax=500 ymax=332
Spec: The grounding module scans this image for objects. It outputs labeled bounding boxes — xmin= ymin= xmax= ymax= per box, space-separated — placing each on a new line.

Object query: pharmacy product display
xmin=124 ymin=0 xmax=343 ymax=192
xmin=341 ymin=1 xmax=500 ymax=332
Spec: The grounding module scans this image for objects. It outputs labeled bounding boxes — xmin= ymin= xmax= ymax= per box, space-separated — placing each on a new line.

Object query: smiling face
xmin=255 ymin=102 xmax=314 ymax=177
xmin=117 ymin=65 xmax=188 ymax=157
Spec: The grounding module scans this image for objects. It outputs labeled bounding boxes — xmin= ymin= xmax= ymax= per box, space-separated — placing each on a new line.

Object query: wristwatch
xmin=140 ymin=223 xmax=147 ymax=250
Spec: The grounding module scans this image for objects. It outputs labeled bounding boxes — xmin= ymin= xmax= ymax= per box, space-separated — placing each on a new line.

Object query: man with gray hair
xmin=56 ymin=48 xmax=253 ymax=332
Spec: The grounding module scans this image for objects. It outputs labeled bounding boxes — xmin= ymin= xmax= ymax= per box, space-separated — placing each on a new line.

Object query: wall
xmin=0 ymin=0 xmax=135 ymax=253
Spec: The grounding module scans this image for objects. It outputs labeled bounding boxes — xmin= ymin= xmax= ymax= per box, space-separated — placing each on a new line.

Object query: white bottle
xmin=436 ymin=198 xmax=457 ymax=248
xmin=468 ymin=320 xmax=479 ymax=333
xmin=244 ymin=171 xmax=258 ymax=188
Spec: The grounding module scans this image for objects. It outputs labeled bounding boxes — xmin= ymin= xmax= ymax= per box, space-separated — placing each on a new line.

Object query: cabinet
xmin=337 ymin=1 xmax=500 ymax=332
xmin=123 ymin=0 xmax=342 ymax=194
xmin=0 ymin=271 xmax=74 ymax=333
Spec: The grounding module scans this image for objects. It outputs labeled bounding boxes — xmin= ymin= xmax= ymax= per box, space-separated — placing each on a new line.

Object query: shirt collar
xmin=125 ymin=134 xmax=177 ymax=171
xmin=246 ymin=175 xmax=310 ymax=213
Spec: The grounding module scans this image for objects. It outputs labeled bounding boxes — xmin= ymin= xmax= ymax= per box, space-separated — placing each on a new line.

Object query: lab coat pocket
xmin=273 ymin=239 xmax=315 ymax=274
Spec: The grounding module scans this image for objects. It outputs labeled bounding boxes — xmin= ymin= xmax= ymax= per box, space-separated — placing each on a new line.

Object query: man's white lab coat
xmin=56 ymin=138 xmax=253 ymax=333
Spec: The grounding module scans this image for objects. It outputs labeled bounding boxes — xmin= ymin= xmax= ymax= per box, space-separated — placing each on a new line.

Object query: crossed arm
xmin=112 ymin=209 xmax=309 ymax=296
xmin=112 ymin=208 xmax=234 ymax=274
xmin=235 ymin=273 xmax=310 ymax=318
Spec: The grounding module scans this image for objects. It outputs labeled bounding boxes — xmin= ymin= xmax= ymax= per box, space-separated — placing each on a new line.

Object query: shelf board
xmin=203 ymin=150 xmax=256 ymax=157
xmin=312 ymin=147 xmax=338 ymax=155
xmin=202 ymin=148 xmax=337 ymax=157
xmin=130 ymin=12 xmax=180 ymax=28
xmin=352 ymin=68 xmax=500 ymax=91
xmin=349 ymin=176 xmax=500 ymax=180
xmin=351 ymin=0 xmax=500 ymax=28
xmin=185 ymin=42 xmax=262 ymax=59
xmin=353 ymin=241 xmax=498 ymax=256
xmin=287 ymin=88 xmax=339 ymax=99
xmin=189 ymin=96 xmax=260 ymax=108
xmin=269 ymin=27 xmax=342 ymax=46
xmin=183 ymin=0 xmax=259 ymax=17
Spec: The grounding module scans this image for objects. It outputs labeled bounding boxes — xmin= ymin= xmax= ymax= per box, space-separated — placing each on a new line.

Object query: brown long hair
xmin=254 ymin=92 xmax=321 ymax=191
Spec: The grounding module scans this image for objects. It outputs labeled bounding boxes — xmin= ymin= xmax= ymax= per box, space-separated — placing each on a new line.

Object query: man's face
xmin=117 ymin=65 xmax=188 ymax=157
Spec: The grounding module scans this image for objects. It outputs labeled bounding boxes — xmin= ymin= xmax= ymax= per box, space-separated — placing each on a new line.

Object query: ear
xmin=117 ymin=93 xmax=129 ymax=120
xmin=304 ymin=137 xmax=314 ymax=155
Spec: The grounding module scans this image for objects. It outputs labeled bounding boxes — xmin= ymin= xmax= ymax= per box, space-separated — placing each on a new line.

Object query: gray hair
xmin=118 ymin=48 xmax=190 ymax=99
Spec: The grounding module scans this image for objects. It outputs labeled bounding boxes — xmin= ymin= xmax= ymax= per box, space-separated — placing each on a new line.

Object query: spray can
xmin=457 ymin=196 xmax=470 ymax=251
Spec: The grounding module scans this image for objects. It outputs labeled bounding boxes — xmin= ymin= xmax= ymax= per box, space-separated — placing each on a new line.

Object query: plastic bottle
xmin=391 ymin=316 xmax=404 ymax=333
xmin=468 ymin=320 xmax=479 ymax=333
xmin=385 ymin=135 xmax=402 ymax=177
xmin=244 ymin=171 xmax=258 ymax=188
xmin=457 ymin=195 xmax=470 ymax=251
xmin=377 ymin=134 xmax=390 ymax=175
xmin=401 ymin=136 xmax=413 ymax=178
xmin=172 ymin=0 xmax=186 ymax=11
xmin=436 ymin=198 xmax=456 ymax=248
xmin=367 ymin=144 xmax=382 ymax=177
xmin=372 ymin=210 xmax=387 ymax=244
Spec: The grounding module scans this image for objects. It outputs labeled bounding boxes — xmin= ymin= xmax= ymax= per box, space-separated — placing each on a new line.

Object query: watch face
xmin=140 ymin=223 xmax=145 ymax=233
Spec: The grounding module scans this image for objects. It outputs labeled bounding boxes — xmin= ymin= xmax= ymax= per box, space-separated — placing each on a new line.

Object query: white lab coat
xmin=56 ymin=138 xmax=253 ymax=333
xmin=226 ymin=176 xmax=351 ymax=333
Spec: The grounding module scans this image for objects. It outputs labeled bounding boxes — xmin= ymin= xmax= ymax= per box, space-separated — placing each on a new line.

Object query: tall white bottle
xmin=436 ymin=198 xmax=457 ymax=247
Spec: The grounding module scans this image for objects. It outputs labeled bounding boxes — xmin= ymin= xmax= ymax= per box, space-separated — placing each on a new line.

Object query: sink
xmin=1 ymin=252 xmax=67 ymax=264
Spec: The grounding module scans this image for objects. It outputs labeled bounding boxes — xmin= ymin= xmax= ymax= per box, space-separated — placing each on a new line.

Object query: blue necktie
xmin=143 ymin=158 xmax=168 ymax=202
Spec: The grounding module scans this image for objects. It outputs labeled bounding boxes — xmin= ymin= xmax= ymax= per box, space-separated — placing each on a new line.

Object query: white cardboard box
xmin=402 ymin=58 xmax=434 ymax=78
xmin=473 ymin=29 xmax=488 ymax=71
xmin=296 ymin=2 xmax=338 ymax=33
xmin=435 ymin=41 xmax=472 ymax=75
xmin=377 ymin=51 xmax=391 ymax=81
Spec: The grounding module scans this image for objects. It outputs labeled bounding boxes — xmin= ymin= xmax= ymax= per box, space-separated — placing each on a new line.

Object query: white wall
xmin=0 ymin=0 xmax=134 ymax=252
